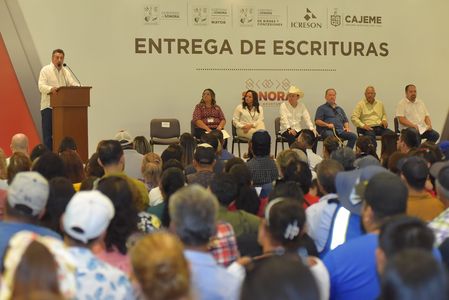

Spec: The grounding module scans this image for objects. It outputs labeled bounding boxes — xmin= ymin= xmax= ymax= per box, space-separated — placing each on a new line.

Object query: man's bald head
xmin=10 ymin=133 xmax=29 ymax=155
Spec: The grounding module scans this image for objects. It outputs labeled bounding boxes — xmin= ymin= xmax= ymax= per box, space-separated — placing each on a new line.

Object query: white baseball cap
xmin=63 ymin=190 xmax=115 ymax=243
xmin=7 ymin=171 xmax=49 ymax=216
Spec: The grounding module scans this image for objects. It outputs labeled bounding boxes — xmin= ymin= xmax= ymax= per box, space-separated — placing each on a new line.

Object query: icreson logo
xmin=291 ymin=8 xmax=323 ymax=29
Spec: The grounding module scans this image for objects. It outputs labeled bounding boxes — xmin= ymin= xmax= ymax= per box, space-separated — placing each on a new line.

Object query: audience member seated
xmin=209 ymin=129 xmax=233 ymax=161
xmin=147 ymin=167 xmax=186 ymax=227
xmin=397 ymin=127 xmax=421 ymax=153
xmin=230 ymin=198 xmax=329 ymax=300
xmin=57 ymin=136 xmax=77 ymax=154
xmin=292 ymin=129 xmax=322 ymax=169
xmin=179 ymin=132 xmax=197 ymax=167
xmin=59 ymin=150 xmax=85 ymax=191
xmin=399 ymin=156 xmax=444 ymax=221
xmin=142 ymin=162 xmax=163 ymax=207
xmin=0 ymin=172 xmax=60 ymax=269
xmin=229 ymin=164 xmax=260 ymax=215
xmin=95 ymin=176 xmax=139 ymax=274
xmin=30 ymin=143 xmax=48 ymax=162
xmin=62 ymin=190 xmax=134 ymax=299
xmin=429 ymin=165 xmax=449 ymax=245
xmin=6 ymin=152 xmax=31 ymax=184
xmin=7 ymin=133 xmax=29 ymax=165
xmin=84 ymin=152 xmax=104 ymax=178
xmin=240 ymin=255 xmax=320 ymax=300
xmin=330 ymin=147 xmax=356 ymax=171
xmin=232 ymin=89 xmax=265 ymax=139
xmin=210 ymin=174 xmax=261 ymax=257
xmin=379 ymin=249 xmax=448 ymax=300
xmin=200 ymin=132 xmax=224 ymax=175
xmin=130 ymin=231 xmax=191 ymax=300
xmin=306 ymin=160 xmax=343 ymax=255
xmin=97 ymin=139 xmax=149 ymax=210
xmin=186 ymin=144 xmax=216 ymax=188
xmin=133 ymin=135 xmax=151 ymax=155
xmin=40 ymin=177 xmax=75 ymax=235
xmin=323 ymin=136 xmax=341 ymax=159
xmin=161 ymin=144 xmax=183 ymax=166
xmin=32 ymin=152 xmax=65 ymax=181
xmin=246 ymin=130 xmax=278 ymax=186
xmin=114 ymin=130 xmax=144 ymax=180
xmin=192 ymin=88 xmax=226 ymax=139
xmin=380 ymin=131 xmax=398 ymax=168
xmin=169 ymin=185 xmax=241 ymax=300
xmin=209 ymin=221 xmax=240 ymax=267
xmin=0 ymin=231 xmax=77 ymax=299
xmin=323 ymin=172 xmax=408 ymax=300
xmin=224 ymin=157 xmax=245 ymax=173
xmin=355 ymin=136 xmax=379 ymax=160
xmin=387 ymin=151 xmax=407 ymax=175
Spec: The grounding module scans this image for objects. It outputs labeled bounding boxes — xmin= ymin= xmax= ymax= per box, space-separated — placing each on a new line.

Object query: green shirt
xmin=351 ymin=98 xmax=387 ymax=128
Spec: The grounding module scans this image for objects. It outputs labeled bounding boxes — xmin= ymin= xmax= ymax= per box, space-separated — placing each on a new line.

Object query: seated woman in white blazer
xmin=232 ymin=90 xmax=266 ymax=139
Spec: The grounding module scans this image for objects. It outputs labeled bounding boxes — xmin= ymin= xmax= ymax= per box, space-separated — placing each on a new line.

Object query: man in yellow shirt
xmin=351 ymin=86 xmax=394 ymax=146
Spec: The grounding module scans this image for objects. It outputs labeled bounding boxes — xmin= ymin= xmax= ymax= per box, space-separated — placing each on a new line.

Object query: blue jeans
xmin=320 ymin=129 xmax=357 ymax=149
xmin=421 ymin=129 xmax=440 ymax=143
xmin=357 ymin=126 xmax=395 ymax=148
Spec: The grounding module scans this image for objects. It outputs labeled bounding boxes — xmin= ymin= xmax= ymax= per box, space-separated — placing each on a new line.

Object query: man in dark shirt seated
xmin=315 ymin=88 xmax=357 ymax=149
xmin=246 ymin=130 xmax=278 ymax=186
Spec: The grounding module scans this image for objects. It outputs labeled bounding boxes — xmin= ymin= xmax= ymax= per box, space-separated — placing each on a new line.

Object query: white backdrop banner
xmin=16 ymin=0 xmax=449 ymax=154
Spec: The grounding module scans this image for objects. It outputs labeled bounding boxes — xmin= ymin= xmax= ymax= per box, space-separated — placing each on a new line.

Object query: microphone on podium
xmin=63 ymin=63 xmax=82 ymax=86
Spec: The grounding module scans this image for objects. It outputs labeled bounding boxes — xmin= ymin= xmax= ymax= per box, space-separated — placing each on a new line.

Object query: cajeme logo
xmin=329 ymin=9 xmax=382 ymax=27
xmin=291 ymin=8 xmax=323 ymax=29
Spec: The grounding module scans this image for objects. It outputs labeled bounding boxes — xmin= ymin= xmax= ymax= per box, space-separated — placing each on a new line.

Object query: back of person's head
xmin=224 ymin=157 xmax=245 ymax=173
xmin=7 ymin=152 xmax=31 ymax=184
xmin=169 ymin=185 xmax=219 ymax=246
xmin=41 ymin=177 xmax=75 ymax=235
xmin=299 ymin=129 xmax=316 ymax=148
xmin=269 ymin=181 xmax=304 ymax=204
xmin=409 ymin=147 xmax=440 ymax=167
xmin=142 ymin=152 xmax=162 ymax=166
xmin=193 ymin=145 xmax=216 ymax=166
xmin=400 ymin=156 xmax=429 ymax=190
xmin=378 ymin=215 xmax=434 ymax=268
xmin=323 ymin=136 xmax=341 ymax=157
xmin=264 ymin=198 xmax=305 ymax=250
xmin=62 ymin=190 xmax=115 ymax=246
xmin=381 ymin=131 xmax=399 ymax=159
xmin=161 ymin=144 xmax=183 ymax=164
xmin=30 ymin=144 xmax=48 ymax=162
xmin=2 ymin=232 xmax=76 ymax=299
xmin=201 ymin=133 xmax=219 ymax=152
xmin=210 ymin=173 xmax=238 ymax=207
xmin=241 ymin=255 xmax=319 ymax=300
xmin=142 ymin=162 xmax=162 ymax=188
xmin=364 ymin=172 xmax=408 ymax=223
xmin=85 ymin=152 xmax=105 ymax=178
xmin=97 ymin=140 xmax=124 ymax=167
xmin=179 ymin=132 xmax=196 ymax=166
xmin=6 ymin=171 xmax=49 ymax=222
xmin=57 ymin=136 xmax=77 ymax=153
xmin=130 ymin=232 xmax=190 ymax=300
xmin=10 ymin=133 xmax=29 ymax=153
xmin=419 ymin=141 xmax=444 ymax=162
xmin=316 ymin=159 xmax=344 ymax=194
xmin=400 ymin=128 xmax=421 ymax=150
xmin=229 ymin=164 xmax=259 ymax=214
xmin=97 ymin=176 xmax=138 ymax=254
xmin=161 ymin=158 xmax=185 ymax=172
xmin=281 ymin=160 xmax=312 ymax=194
xmin=59 ymin=150 xmax=85 ymax=183
xmin=387 ymin=151 xmax=407 ymax=175
xmin=330 ymin=147 xmax=356 ymax=171
xmin=208 ymin=129 xmax=224 ymax=147
xmin=160 ymin=167 xmax=186 ymax=227
xmin=276 ymin=149 xmax=301 ymax=177
xmin=251 ymin=130 xmax=271 ymax=157
xmin=379 ymin=249 xmax=449 ymax=300
xmin=32 ymin=152 xmax=65 ymax=181
xmin=356 ymin=136 xmax=379 ymax=159
xmin=133 ymin=136 xmax=151 ymax=155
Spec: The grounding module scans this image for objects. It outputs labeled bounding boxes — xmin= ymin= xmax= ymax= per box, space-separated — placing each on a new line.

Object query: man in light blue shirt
xmin=169 ymin=185 xmax=241 ymax=300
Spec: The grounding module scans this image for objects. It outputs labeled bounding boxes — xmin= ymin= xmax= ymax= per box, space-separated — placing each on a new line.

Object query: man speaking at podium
xmin=38 ymin=49 xmax=80 ymax=151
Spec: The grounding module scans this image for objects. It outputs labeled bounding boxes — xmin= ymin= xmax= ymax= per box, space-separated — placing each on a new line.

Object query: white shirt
xmin=38 ymin=62 xmax=79 ymax=110
xmin=232 ymin=104 xmax=264 ymax=128
xmin=396 ymin=98 xmax=430 ymax=133
xmin=279 ymin=101 xmax=314 ymax=133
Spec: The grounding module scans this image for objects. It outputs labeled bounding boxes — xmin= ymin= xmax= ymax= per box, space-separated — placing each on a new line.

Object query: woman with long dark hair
xmin=233 ymin=90 xmax=265 ymax=139
xmin=192 ymin=88 xmax=226 ymax=139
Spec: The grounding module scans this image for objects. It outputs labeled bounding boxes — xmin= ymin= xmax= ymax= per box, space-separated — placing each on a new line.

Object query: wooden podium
xmin=50 ymin=86 xmax=91 ymax=161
